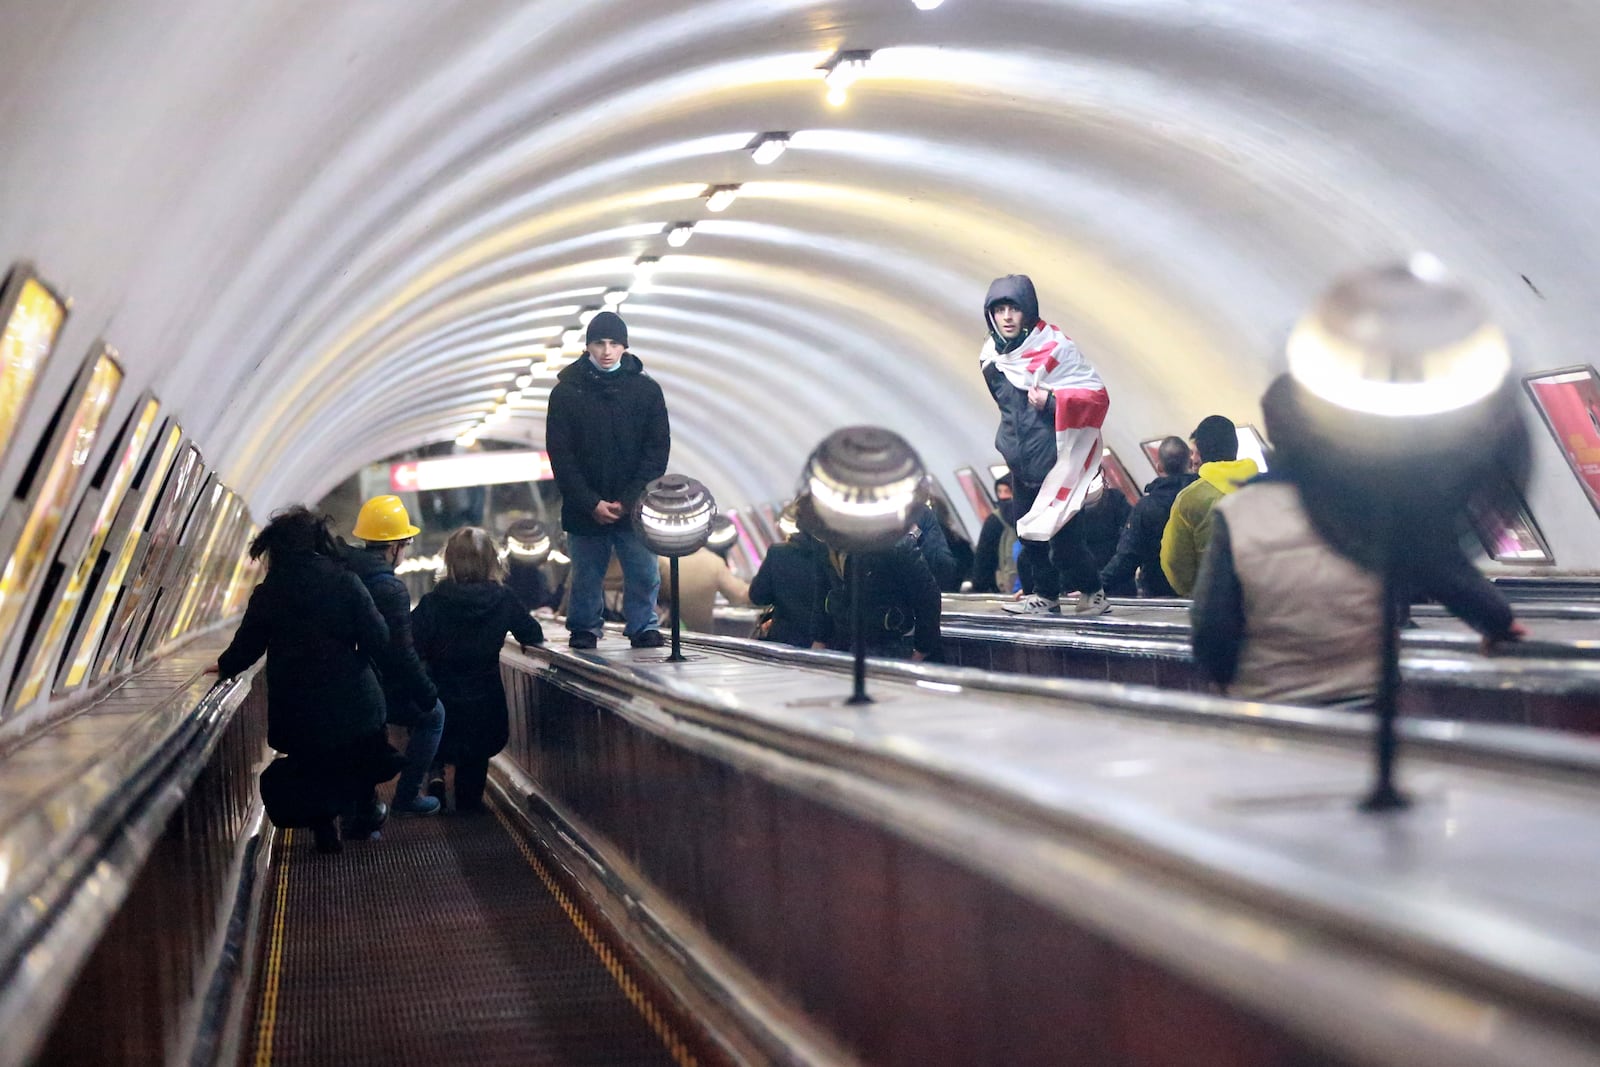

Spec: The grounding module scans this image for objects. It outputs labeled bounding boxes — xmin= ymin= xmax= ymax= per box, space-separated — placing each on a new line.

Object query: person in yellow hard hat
xmin=343 ymin=495 xmax=445 ymax=821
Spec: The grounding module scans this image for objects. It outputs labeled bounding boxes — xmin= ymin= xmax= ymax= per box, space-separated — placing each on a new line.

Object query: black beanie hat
xmin=1191 ymin=414 xmax=1239 ymax=463
xmin=585 ymin=310 xmax=628 ymax=347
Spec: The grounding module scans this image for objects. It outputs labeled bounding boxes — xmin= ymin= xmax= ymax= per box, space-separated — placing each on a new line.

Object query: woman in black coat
xmin=216 ymin=507 xmax=396 ymax=853
xmin=412 ymin=527 xmax=545 ymax=812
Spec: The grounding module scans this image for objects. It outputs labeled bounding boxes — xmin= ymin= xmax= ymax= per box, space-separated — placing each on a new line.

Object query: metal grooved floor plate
xmin=248 ymin=800 xmax=689 ymax=1067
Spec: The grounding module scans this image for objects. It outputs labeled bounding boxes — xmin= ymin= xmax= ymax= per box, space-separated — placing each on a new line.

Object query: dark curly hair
xmin=248 ymin=505 xmax=339 ymax=563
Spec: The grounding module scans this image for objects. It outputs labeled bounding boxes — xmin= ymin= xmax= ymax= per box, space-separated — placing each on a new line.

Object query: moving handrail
xmin=679 ymin=632 xmax=1600 ymax=782
xmin=509 ymin=636 xmax=1600 ymax=1064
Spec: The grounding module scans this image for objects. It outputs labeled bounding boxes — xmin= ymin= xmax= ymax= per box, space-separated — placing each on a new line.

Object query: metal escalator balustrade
xmin=490 ymin=633 xmax=1600 ymax=1066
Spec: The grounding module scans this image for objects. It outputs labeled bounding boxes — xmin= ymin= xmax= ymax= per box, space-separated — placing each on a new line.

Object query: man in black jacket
xmin=546 ymin=310 xmax=671 ymax=650
xmin=1100 ymin=436 xmax=1197 ymax=597
xmin=344 ymin=495 xmax=444 ymax=820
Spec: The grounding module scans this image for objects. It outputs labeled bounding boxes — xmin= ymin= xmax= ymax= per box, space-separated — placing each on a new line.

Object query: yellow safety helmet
xmin=353 ymin=495 xmax=420 ymax=542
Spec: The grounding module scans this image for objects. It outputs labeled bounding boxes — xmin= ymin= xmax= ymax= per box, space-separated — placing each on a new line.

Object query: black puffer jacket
xmin=813 ymin=539 xmax=942 ymax=660
xmin=1099 ymin=473 xmax=1197 ymax=597
xmin=216 ymin=552 xmax=389 ymax=755
xmin=412 ymin=580 xmax=544 ymax=764
xmin=982 ymin=275 xmax=1058 ymax=486
xmin=546 ymin=352 xmax=671 ymax=536
xmin=343 ymin=542 xmax=438 ymax=724
xmin=748 ymin=534 xmax=827 ymax=648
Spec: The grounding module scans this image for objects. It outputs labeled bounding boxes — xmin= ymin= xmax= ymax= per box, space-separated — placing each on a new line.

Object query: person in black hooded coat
xmin=215 ymin=506 xmax=399 ymax=853
xmin=411 ymin=527 xmax=545 ymax=812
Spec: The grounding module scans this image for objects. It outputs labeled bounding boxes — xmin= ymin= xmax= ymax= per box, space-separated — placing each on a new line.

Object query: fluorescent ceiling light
xmin=562 ymin=328 xmax=584 ymax=349
xmin=705 ymin=184 xmax=741 ymax=212
xmin=749 ymin=133 xmax=789 ymax=165
xmin=579 ymin=306 xmax=601 ymax=326
xmin=514 ymin=373 xmax=533 ymax=390
xmin=823 ymin=50 xmax=871 ymax=107
xmin=505 ymin=389 xmax=522 ymax=403
xmin=911 ymin=0 xmax=944 ymax=8
xmin=603 ymin=289 xmax=629 ymax=306
xmin=666 ymin=223 xmax=695 ymax=248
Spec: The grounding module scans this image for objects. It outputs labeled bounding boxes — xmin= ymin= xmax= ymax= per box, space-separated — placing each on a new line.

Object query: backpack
xmin=996 ymin=523 xmax=1021 ymax=594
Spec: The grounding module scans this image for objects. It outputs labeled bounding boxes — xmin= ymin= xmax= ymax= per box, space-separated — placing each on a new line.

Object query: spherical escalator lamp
xmin=1280 ymin=255 xmax=1528 ymax=569
xmin=634 ymin=475 xmax=717 ymax=557
xmin=801 ymin=426 xmax=927 ymax=552
xmin=505 ymin=519 xmax=552 ymax=565
xmin=706 ymin=514 xmax=737 ymax=556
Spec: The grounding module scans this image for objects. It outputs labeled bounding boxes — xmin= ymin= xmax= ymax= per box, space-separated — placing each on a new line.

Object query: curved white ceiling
xmin=3 ymin=0 xmax=1599 ymax=561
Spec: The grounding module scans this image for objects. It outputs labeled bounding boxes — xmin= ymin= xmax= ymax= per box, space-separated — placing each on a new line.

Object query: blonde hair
xmin=443 ymin=527 xmax=505 ymax=584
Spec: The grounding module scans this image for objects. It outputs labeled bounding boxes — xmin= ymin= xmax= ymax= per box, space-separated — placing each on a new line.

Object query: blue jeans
xmin=567 ymin=526 xmax=660 ymax=638
xmin=395 ymin=699 xmax=445 ymax=803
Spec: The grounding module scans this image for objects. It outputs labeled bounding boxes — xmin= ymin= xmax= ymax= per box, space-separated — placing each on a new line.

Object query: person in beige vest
xmin=1190 ymin=375 xmax=1524 ymax=707
xmin=657 ymin=547 xmax=750 ymax=633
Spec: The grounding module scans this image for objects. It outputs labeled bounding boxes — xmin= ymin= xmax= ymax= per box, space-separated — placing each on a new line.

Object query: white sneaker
xmin=1002 ymin=594 xmax=1059 ymax=615
xmin=1075 ymin=589 xmax=1112 ymax=615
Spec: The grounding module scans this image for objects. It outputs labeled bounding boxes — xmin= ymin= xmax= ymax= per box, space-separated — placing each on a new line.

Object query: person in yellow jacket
xmin=1160 ymin=415 xmax=1259 ymax=596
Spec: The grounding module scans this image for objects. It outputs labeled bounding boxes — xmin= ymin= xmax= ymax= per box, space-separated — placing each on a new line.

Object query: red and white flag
xmin=980 ymin=322 xmax=1109 ymax=541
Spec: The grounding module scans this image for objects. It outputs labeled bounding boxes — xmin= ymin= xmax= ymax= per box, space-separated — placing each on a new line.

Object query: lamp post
xmin=634 ymin=474 xmax=717 ymax=662
xmin=801 ymin=426 xmax=927 ymax=704
xmin=1282 ymin=254 xmax=1525 ymax=812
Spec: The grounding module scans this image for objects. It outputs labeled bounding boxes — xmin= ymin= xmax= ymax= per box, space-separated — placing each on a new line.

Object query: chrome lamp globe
xmin=505 ymin=519 xmax=552 ymax=566
xmin=1283 ymin=254 xmax=1525 ymax=811
xmin=800 ymin=426 xmax=927 ymax=704
xmin=634 ymin=474 xmax=717 ymax=662
xmin=706 ymin=515 xmax=737 ymax=558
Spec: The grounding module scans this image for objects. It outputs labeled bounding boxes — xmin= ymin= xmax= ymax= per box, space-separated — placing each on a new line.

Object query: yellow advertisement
xmin=0 ymin=276 xmax=67 ymax=466
xmin=0 ymin=352 xmax=122 ymax=680
xmin=64 ymin=423 xmax=183 ymax=688
xmin=13 ymin=396 xmax=160 ymax=707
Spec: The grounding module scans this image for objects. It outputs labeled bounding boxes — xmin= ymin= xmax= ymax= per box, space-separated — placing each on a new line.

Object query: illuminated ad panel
xmin=96 ymin=441 xmax=203 ymax=680
xmin=63 ymin=422 xmax=182 ymax=688
xmin=1466 ymin=480 xmax=1554 ymax=564
xmin=0 ymin=266 xmax=68 ymax=472
xmin=168 ymin=490 xmax=239 ymax=640
xmin=953 ymin=466 xmax=995 ymax=524
xmin=1525 ymin=366 xmax=1600 ymax=519
xmin=1099 ymin=448 xmax=1142 ymax=504
xmin=0 ymin=348 xmax=123 ymax=692
xmin=389 ymin=450 xmax=552 ymax=492
xmin=14 ymin=394 xmax=160 ymax=707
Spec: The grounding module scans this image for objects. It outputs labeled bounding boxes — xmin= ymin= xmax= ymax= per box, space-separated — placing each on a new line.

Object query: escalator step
xmin=249 ymin=801 xmax=694 ymax=1066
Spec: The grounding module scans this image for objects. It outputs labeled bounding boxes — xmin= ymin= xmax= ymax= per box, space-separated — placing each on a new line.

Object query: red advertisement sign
xmin=1526 ymin=367 xmax=1600 ymax=516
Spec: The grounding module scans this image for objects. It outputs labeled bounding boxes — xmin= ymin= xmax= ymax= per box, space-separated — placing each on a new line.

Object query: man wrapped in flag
xmin=979 ymin=274 xmax=1112 ymax=615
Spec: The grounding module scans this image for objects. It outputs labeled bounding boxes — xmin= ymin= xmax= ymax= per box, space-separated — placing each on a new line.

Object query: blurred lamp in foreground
xmin=1284 ymin=255 xmax=1521 ymax=812
xmin=635 ymin=474 xmax=717 ymax=661
xmin=802 ymin=426 xmax=926 ymax=703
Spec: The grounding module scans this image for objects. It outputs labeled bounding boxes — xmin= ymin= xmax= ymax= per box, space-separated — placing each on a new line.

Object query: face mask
xmin=598 ymin=359 xmax=624 ymax=373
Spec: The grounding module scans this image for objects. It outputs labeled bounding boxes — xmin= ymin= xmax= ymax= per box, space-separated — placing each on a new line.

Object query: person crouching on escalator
xmin=980 ymin=274 xmax=1112 ymax=616
xmin=343 ymin=495 xmax=445 ymax=822
xmin=214 ymin=507 xmax=400 ymax=854
xmin=412 ymin=528 xmax=544 ymax=814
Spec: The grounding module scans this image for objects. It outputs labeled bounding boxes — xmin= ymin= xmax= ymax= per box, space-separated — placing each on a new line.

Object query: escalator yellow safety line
xmin=252 ymin=828 xmax=294 ymax=1067
xmin=491 ymin=801 xmax=699 ymax=1067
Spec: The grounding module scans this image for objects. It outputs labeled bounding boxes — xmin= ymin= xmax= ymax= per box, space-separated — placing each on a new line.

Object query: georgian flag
xmin=980 ymin=321 xmax=1110 ymax=541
